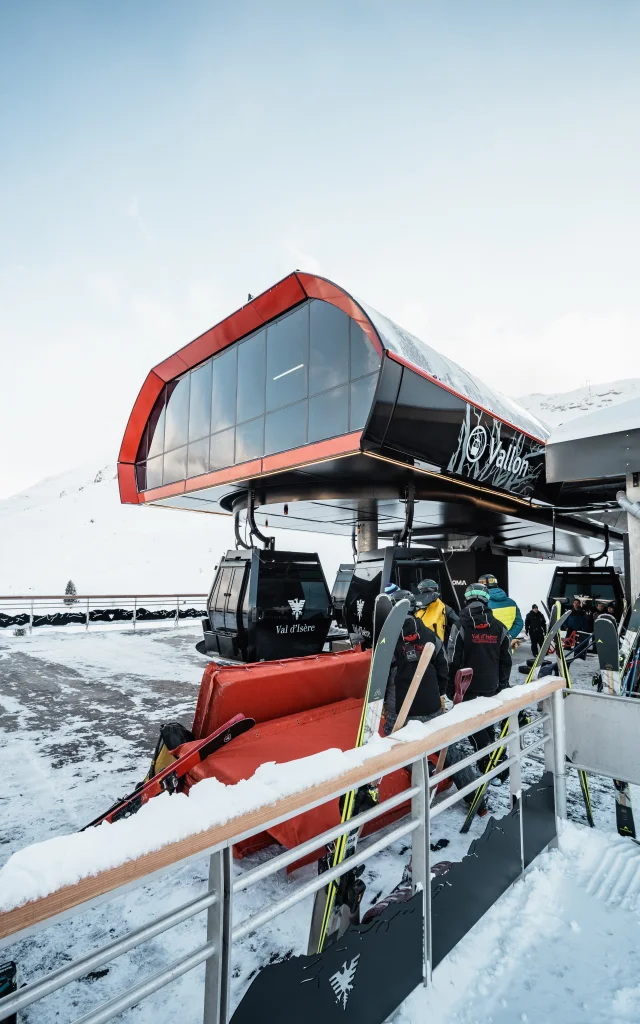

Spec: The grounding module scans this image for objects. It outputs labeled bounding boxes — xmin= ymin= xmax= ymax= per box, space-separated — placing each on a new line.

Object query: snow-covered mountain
xmin=518 ymin=378 xmax=640 ymax=429
xmin=0 ymin=462 xmax=351 ymax=595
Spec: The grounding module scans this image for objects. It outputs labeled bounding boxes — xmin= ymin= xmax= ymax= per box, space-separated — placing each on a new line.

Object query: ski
xmin=0 ymin=960 xmax=16 ymax=1024
xmin=83 ymin=714 xmax=255 ymax=829
xmin=460 ymin=606 xmax=570 ymax=834
xmin=372 ymin=592 xmax=393 ymax=649
xmin=620 ymin=595 xmax=640 ymax=676
xmin=307 ymin=595 xmax=410 ymax=954
xmin=594 ymin=615 xmax=636 ymax=838
xmin=554 ymin=602 xmax=594 ymax=827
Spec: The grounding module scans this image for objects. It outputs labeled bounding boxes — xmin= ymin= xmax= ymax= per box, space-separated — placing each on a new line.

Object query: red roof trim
xmin=387 ymin=352 xmax=546 ymax=445
xmin=136 ymin=434 xmax=364 ymax=504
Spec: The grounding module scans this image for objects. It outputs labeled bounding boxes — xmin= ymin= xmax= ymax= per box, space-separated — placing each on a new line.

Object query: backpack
xmin=416 ymin=597 xmax=446 ymax=641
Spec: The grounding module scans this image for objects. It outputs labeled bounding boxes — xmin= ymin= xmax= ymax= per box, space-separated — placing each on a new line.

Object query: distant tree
xmin=64 ymin=580 xmax=78 ymax=606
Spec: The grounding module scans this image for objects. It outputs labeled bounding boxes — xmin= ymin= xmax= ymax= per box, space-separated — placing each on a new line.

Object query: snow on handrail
xmin=0 ymin=676 xmax=562 ymax=942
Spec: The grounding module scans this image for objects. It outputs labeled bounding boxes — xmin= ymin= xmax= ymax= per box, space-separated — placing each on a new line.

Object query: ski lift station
xmin=117 ymin=271 xmax=634 ymax=624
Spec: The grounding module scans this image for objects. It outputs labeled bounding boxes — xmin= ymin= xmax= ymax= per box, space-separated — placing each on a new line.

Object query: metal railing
xmin=0 ymin=593 xmax=207 ymax=633
xmin=0 ymin=677 xmax=565 ymax=1023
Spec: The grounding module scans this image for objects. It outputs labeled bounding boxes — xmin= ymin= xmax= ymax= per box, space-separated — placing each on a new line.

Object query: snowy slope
xmin=518 ymin=377 xmax=640 ymax=429
xmin=0 ymin=461 xmax=352 ymax=595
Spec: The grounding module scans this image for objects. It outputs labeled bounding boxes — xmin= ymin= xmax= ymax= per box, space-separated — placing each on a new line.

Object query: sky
xmin=1 ymin=0 xmax=639 ymax=498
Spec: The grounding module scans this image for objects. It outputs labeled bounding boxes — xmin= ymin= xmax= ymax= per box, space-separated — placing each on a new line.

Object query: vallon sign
xmin=448 ymin=410 xmax=544 ymax=498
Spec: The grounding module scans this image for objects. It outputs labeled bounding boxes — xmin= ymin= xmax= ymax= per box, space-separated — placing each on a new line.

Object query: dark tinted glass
xmin=309 ymin=301 xmax=349 ymax=396
xmin=135 ymin=462 xmax=147 ymax=490
xmin=350 ymin=373 xmax=378 ymax=430
xmin=265 ymin=401 xmax=307 ymax=455
xmin=235 ymin=417 xmax=264 ymax=463
xmin=209 ymin=427 xmax=235 ymax=471
xmin=266 ymin=305 xmax=308 ymax=412
xmin=351 ymin=322 xmax=380 ymax=380
xmin=163 ymin=445 xmax=188 ymax=484
xmin=145 ymin=456 xmax=163 ymax=489
xmin=308 ymin=384 xmax=349 ymax=444
xmin=189 ymin=360 xmax=212 ymax=441
xmin=164 ymin=376 xmax=190 ymax=451
xmin=147 ymin=400 xmax=166 ymax=459
xmin=187 ymin=437 xmax=209 ymax=477
xmin=211 ymin=347 xmax=238 ymax=434
xmin=237 ymin=331 xmax=265 ymax=423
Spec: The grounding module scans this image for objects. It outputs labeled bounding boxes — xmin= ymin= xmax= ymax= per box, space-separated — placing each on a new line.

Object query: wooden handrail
xmin=0 ymin=677 xmax=562 ymax=942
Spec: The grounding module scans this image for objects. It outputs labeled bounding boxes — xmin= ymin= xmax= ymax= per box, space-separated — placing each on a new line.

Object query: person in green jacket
xmin=477 ymin=573 xmax=523 ymax=640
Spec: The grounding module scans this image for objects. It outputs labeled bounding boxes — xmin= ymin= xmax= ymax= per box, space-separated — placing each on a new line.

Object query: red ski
xmin=83 ymin=714 xmax=254 ymax=829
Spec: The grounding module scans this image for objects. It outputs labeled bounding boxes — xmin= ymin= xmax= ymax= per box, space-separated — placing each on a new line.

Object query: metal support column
xmin=411 ymin=756 xmax=431 ymax=986
xmin=203 ymin=847 xmax=232 ymax=1024
xmin=626 ymin=472 xmax=640 ymax=603
xmin=357 ymin=499 xmax=378 ymax=554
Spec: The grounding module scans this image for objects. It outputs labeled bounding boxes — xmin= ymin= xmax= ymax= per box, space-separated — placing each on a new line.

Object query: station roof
xmin=117 ymin=272 xmax=618 ymax=560
xmin=546 ymin=393 xmax=640 ymax=486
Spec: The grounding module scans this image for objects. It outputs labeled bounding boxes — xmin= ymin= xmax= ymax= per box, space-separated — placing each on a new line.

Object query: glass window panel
xmin=163 ymin=445 xmax=188 ymax=485
xmin=235 ymin=417 xmax=264 ymax=463
xmin=237 ymin=331 xmax=265 ymax=424
xmin=209 ymin=427 xmax=235 ymax=471
xmin=189 ymin=360 xmax=213 ymax=442
xmin=265 ymin=401 xmax=307 ymax=455
xmin=164 ymin=375 xmax=190 ymax=451
xmin=266 ymin=305 xmax=308 ymax=412
xmin=211 ymin=347 xmax=238 ymax=434
xmin=350 ymin=373 xmax=378 ymax=431
xmin=147 ymin=398 xmax=166 ymax=459
xmin=145 ymin=455 xmax=163 ymax=490
xmin=135 ymin=462 xmax=147 ymax=491
xmin=308 ymin=385 xmax=349 ymax=444
xmin=350 ymin=322 xmax=380 ymax=380
xmin=187 ymin=437 xmax=210 ymax=478
xmin=309 ymin=300 xmax=349 ymax=396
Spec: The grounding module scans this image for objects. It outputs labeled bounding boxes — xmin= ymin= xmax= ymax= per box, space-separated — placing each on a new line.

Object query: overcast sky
xmin=1 ymin=0 xmax=639 ymax=498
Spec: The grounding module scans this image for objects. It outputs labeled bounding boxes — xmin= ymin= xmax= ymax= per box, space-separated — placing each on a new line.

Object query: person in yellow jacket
xmin=414 ymin=579 xmax=459 ymax=642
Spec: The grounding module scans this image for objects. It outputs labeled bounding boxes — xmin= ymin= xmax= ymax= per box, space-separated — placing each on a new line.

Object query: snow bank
xmin=0 ymin=680 xmax=556 ymax=914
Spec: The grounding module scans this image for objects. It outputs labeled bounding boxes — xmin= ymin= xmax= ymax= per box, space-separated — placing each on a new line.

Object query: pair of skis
xmin=594 ymin=613 xmax=636 ymax=838
xmin=84 ymin=714 xmax=255 ymax=829
xmin=460 ymin=603 xmax=572 ymax=834
xmin=308 ymin=593 xmax=410 ymax=954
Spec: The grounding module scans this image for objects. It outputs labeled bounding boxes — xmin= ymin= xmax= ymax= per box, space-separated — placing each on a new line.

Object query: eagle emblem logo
xmin=329 ymin=954 xmax=360 ymax=1009
xmin=288 ymin=598 xmax=305 ymax=620
xmin=356 ymin=599 xmax=365 ymax=621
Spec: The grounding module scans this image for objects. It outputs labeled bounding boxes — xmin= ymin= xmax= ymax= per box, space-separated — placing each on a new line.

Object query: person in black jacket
xmin=524 ymin=604 xmax=547 ymax=657
xmin=388 ymin=604 xmax=481 ymax=803
xmin=447 ymin=583 xmax=512 ymax=771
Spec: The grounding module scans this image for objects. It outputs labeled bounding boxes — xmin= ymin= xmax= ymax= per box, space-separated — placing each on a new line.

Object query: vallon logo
xmin=329 ymin=954 xmax=361 ymax=1010
xmin=356 ymin=599 xmax=365 ymax=622
xmin=465 ymin=426 xmax=530 ymax=479
xmin=288 ymin=598 xmax=305 ymax=620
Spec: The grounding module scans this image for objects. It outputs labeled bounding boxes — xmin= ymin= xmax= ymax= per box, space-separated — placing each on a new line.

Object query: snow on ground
xmin=2 ymin=621 xmax=640 ymax=1021
xmin=0 ymin=461 xmax=352 ymax=595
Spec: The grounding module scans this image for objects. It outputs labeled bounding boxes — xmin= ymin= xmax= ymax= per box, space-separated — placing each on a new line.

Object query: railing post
xmin=175 ymin=595 xmax=180 ymax=628
xmin=29 ymin=598 xmax=34 ymax=635
xmin=203 ymin=846 xmax=232 ymax=1024
xmin=85 ymin=597 xmax=90 ymax=631
xmin=507 ymin=712 xmax=525 ymax=874
xmin=543 ymin=690 xmax=567 ymax=835
xmin=133 ymin=597 xmax=137 ymax=632
xmin=411 ymin=756 xmax=431 ymax=986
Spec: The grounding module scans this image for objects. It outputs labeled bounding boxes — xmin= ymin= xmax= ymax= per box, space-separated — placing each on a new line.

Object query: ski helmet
xmin=393 ymin=588 xmax=416 ymax=612
xmin=478 ymin=573 xmax=498 ymax=589
xmin=464 ymin=583 xmax=490 ymax=605
xmin=417 ymin=578 xmax=439 ymax=595
xmin=384 ymin=582 xmax=400 ymax=597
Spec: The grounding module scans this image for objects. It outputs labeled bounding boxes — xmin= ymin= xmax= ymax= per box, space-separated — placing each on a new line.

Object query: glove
xmin=440 ymin=695 xmax=446 ymax=711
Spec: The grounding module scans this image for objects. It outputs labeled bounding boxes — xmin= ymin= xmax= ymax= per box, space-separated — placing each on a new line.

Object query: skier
xmin=524 ymin=604 xmax=547 ymax=657
xmin=447 ymin=583 xmax=512 ymax=771
xmin=414 ymin=578 xmax=459 ymax=642
xmin=389 ymin=596 xmax=484 ymax=808
xmin=478 ymin=573 xmax=523 ymax=640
